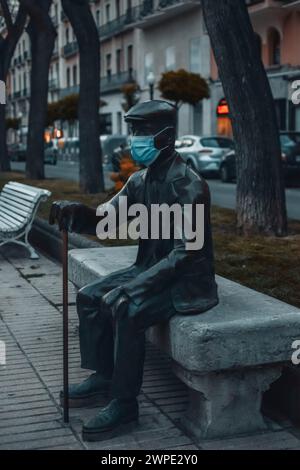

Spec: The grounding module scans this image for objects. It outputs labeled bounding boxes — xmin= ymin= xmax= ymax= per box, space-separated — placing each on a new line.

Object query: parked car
xmin=101 ymin=134 xmax=128 ymax=170
xmin=219 ymin=131 xmax=300 ymax=183
xmin=44 ymin=140 xmax=58 ymax=165
xmin=8 ymin=143 xmax=27 ymax=162
xmin=58 ymin=137 xmax=80 ymax=162
xmin=176 ymin=135 xmax=234 ymax=177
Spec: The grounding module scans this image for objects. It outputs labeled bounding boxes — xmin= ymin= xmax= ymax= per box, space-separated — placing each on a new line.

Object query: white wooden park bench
xmin=0 ymin=181 xmax=51 ymax=259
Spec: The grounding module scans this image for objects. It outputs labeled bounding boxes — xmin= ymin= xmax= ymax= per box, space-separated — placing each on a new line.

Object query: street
xmin=11 ymin=161 xmax=300 ymax=220
xmin=208 ymin=179 xmax=300 ymax=221
xmin=11 ymin=160 xmax=114 ymax=190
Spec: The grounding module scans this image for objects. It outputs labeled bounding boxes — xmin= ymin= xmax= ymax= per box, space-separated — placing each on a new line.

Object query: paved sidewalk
xmin=1 ymin=246 xmax=300 ymax=450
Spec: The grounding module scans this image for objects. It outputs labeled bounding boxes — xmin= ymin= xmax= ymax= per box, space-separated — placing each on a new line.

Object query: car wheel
xmin=220 ymin=165 xmax=231 ymax=183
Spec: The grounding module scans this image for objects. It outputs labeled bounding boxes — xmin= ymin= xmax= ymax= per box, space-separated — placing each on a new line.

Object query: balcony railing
xmin=246 ymin=0 xmax=300 ymax=7
xmin=99 ymin=16 xmax=127 ymax=38
xmin=13 ymin=91 xmax=21 ymax=99
xmin=60 ymin=85 xmax=80 ymax=99
xmin=101 ymin=70 xmax=136 ymax=94
xmin=22 ymin=88 xmax=30 ymax=97
xmin=49 ymin=78 xmax=60 ymax=91
xmin=59 ymin=70 xmax=136 ymax=98
xmin=52 ymin=48 xmax=59 ymax=60
xmin=63 ymin=41 xmax=79 ymax=58
xmin=23 ymin=50 xmax=30 ymax=62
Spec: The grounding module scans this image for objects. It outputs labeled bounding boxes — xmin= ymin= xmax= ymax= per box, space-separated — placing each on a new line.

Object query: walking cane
xmin=62 ymin=229 xmax=69 ymax=423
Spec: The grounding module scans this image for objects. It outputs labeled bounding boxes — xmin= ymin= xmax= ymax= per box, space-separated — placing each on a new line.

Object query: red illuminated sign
xmin=217 ymin=99 xmax=230 ymax=116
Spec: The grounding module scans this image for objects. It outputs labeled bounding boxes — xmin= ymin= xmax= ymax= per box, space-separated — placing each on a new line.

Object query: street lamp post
xmin=147 ymin=72 xmax=155 ymax=101
xmin=17 ymin=111 xmax=23 ymax=144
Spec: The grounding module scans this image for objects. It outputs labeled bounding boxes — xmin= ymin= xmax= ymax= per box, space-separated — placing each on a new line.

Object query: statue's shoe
xmin=82 ymin=398 xmax=139 ymax=442
xmin=59 ymin=373 xmax=111 ymax=408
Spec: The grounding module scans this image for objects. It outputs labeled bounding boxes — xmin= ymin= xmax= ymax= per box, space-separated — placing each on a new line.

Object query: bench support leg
xmin=0 ymin=235 xmax=39 ymax=260
xmin=173 ymin=362 xmax=283 ymax=441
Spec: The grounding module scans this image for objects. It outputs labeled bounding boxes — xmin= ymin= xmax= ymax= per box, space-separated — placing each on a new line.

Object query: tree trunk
xmin=62 ymin=0 xmax=104 ymax=194
xmin=21 ymin=0 xmax=56 ymax=180
xmin=0 ymin=62 xmax=10 ymax=171
xmin=202 ymin=0 xmax=287 ymax=236
xmin=0 ymin=2 xmax=27 ymax=172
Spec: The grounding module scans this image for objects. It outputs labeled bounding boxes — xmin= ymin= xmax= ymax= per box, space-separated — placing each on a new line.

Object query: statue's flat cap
xmin=124 ymin=100 xmax=177 ymax=124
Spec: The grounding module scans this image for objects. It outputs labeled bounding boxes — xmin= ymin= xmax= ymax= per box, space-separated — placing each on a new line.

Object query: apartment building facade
xmin=4 ymin=0 xmax=300 ymax=142
xmin=5 ymin=0 xmax=209 ymax=140
xmin=211 ymin=0 xmax=300 ymax=137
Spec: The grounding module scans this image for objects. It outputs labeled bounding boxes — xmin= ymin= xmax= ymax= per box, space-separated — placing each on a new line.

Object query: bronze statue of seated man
xmin=49 ymin=100 xmax=219 ymax=442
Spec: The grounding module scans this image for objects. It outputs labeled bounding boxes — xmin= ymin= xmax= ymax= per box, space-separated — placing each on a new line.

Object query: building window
xmin=127 ymin=45 xmax=133 ymax=73
xmin=66 ymin=27 xmax=69 ymax=44
xmin=117 ymin=111 xmax=122 ymax=134
xmin=66 ymin=67 xmax=70 ymax=88
xmin=190 ymin=37 xmax=201 ymax=73
xmin=100 ymin=113 xmax=112 ymax=134
xmin=23 ymin=72 xmax=26 ymax=93
xmin=144 ymin=52 xmax=153 ymax=85
xmin=193 ymin=102 xmax=203 ymax=136
xmin=255 ymin=33 xmax=262 ymax=59
xmin=73 ymin=65 xmax=77 ymax=86
xmin=96 ymin=10 xmax=100 ymax=26
xmin=274 ymin=99 xmax=286 ymax=130
xmin=106 ymin=53 xmax=112 ymax=78
xmin=268 ymin=28 xmax=281 ymax=66
xmin=106 ymin=3 xmax=111 ymax=23
xmin=165 ymin=46 xmax=175 ymax=71
xmin=116 ymin=49 xmax=122 ymax=74
xmin=116 ymin=0 xmax=121 ymax=18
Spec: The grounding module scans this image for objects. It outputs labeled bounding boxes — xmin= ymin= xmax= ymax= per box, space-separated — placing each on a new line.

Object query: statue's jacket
xmin=98 ymin=152 xmax=219 ymax=315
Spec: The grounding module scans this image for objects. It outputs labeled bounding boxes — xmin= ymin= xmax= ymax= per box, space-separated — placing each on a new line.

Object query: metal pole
xmin=62 ymin=229 xmax=69 ymax=423
xmin=150 ymin=84 xmax=154 ymax=101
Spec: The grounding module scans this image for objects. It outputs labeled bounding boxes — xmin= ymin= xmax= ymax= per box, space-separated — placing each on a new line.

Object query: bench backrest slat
xmin=0 ymin=191 xmax=34 ymax=208
xmin=0 ymin=220 xmax=16 ymax=230
xmin=0 ymin=205 xmax=27 ymax=225
xmin=2 ymin=187 xmax=39 ymax=204
xmin=6 ymin=182 xmax=45 ymax=198
xmin=0 ymin=211 xmax=21 ymax=229
xmin=0 ymin=193 xmax=34 ymax=212
xmin=0 ymin=200 xmax=33 ymax=219
xmin=8 ymin=181 xmax=51 ymax=197
xmin=0 ymin=182 xmax=51 ymax=235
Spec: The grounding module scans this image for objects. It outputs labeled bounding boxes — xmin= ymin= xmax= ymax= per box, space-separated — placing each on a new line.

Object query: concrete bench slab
xmin=69 ymin=246 xmax=300 ymax=440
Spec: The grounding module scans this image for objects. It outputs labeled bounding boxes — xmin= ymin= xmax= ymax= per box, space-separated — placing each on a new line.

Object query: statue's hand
xmin=101 ymin=287 xmax=130 ymax=319
xmin=49 ymin=200 xmax=87 ymax=232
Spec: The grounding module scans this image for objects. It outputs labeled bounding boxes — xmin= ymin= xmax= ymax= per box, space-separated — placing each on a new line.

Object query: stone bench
xmin=68 ymin=246 xmax=300 ymax=440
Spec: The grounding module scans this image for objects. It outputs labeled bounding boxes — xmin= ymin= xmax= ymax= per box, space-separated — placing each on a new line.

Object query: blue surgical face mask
xmin=130 ymin=127 xmax=170 ymax=167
